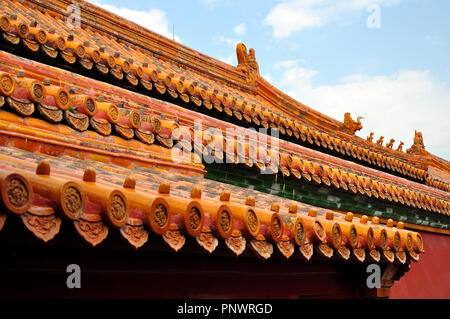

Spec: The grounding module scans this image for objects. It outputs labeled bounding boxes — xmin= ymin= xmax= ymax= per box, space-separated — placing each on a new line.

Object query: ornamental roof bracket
xmin=341 ymin=112 xmax=363 ymax=135
xmin=236 ymin=43 xmax=260 ymax=86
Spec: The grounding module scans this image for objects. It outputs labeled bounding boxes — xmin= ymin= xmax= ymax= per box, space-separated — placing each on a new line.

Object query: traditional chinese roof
xmin=0 ymin=145 xmax=424 ymax=265
xmin=0 ymin=0 xmax=447 ymax=276
xmin=0 ymin=0 xmax=449 ymax=194
xmin=0 ymin=51 xmax=448 ymax=222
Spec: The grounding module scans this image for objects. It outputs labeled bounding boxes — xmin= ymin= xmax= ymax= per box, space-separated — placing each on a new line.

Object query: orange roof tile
xmin=0 ymin=145 xmax=425 ymax=264
xmin=0 ymin=51 xmax=448 ymax=218
xmin=0 ymin=10 xmax=445 ymax=302
xmin=1 ymin=0 xmax=448 ymax=191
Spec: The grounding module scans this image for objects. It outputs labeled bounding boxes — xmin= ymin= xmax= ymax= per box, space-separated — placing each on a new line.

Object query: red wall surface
xmin=391 ymin=231 xmax=450 ymax=299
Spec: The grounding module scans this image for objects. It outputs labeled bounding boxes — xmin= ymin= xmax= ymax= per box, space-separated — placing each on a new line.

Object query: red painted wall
xmin=391 ymin=231 xmax=450 ymax=299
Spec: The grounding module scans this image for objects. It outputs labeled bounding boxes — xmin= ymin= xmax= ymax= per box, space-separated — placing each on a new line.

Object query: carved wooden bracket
xmin=196 ymin=230 xmax=218 ymax=253
xmin=21 ymin=206 xmax=61 ymax=242
xmin=90 ymin=117 xmax=112 ymax=136
xmin=162 ymin=224 xmax=185 ymax=252
xmin=74 ymin=214 xmax=108 ymax=247
xmin=316 ymin=243 xmax=334 ymax=259
xmin=333 ymin=245 xmax=349 ymax=260
xmin=376 ymin=262 xmax=412 ymax=298
xmin=225 ymin=231 xmax=246 ymax=256
xmin=368 ymin=249 xmax=381 ymax=263
xmin=65 ymin=110 xmax=89 ymax=132
xmin=299 ymin=242 xmax=314 ymax=260
xmin=6 ymin=96 xmax=35 ymax=116
xmin=352 ymin=248 xmax=366 ymax=263
xmin=120 ymin=218 xmax=148 ymax=249
xmin=277 ymin=238 xmax=295 ymax=259
xmin=382 ymin=250 xmax=395 ymax=263
xmin=37 ymin=103 xmax=63 ymax=123
xmin=0 ymin=213 xmax=6 ymax=232
xmin=249 ymin=236 xmax=273 ymax=260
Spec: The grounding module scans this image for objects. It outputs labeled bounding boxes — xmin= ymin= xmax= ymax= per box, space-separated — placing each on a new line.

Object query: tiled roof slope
xmin=0 ymin=145 xmax=424 ymax=265
xmin=0 ymin=51 xmax=448 ymax=221
xmin=1 ymin=0 xmax=448 ymax=190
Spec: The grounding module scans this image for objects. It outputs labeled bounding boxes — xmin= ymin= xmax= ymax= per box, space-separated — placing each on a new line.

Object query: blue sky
xmin=91 ymin=0 xmax=450 ymax=160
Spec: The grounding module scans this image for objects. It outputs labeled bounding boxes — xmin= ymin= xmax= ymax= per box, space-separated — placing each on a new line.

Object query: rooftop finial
xmin=406 ymin=130 xmax=426 ymax=155
xmin=341 ymin=112 xmax=363 ymax=135
xmin=236 ymin=42 xmax=259 ymax=85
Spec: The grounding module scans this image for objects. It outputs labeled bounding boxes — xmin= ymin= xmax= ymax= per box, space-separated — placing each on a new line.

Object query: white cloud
xmin=219 ymin=53 xmax=236 ymax=65
xmin=212 ymin=35 xmax=241 ymax=66
xmin=90 ymin=1 xmax=181 ymax=42
xmin=199 ymin=0 xmax=218 ymax=9
xmin=263 ymin=73 xmax=274 ymax=83
xmin=274 ymin=59 xmax=303 ymax=70
xmin=264 ymin=0 xmax=402 ymax=39
xmin=234 ymin=23 xmax=247 ymax=36
xmin=211 ymin=24 xmax=246 ymax=68
xmin=213 ymin=35 xmax=240 ymax=47
xmin=272 ymin=60 xmax=450 ymax=159
xmin=425 ymin=35 xmax=441 ymax=46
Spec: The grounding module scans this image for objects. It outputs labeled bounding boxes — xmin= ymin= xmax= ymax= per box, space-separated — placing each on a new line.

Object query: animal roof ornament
xmin=386 ymin=139 xmax=395 ymax=149
xmin=376 ymin=136 xmax=384 ymax=146
xmin=341 ymin=113 xmax=363 ymax=135
xmin=407 ymin=130 xmax=426 ymax=155
xmin=236 ymin=43 xmax=260 ymax=86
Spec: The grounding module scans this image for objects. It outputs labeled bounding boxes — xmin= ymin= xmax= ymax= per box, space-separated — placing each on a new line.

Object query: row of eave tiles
xmin=0 ymin=151 xmax=424 ymax=264
xmin=0 ymin=4 xmax=446 ymax=191
xmin=0 ymin=70 xmax=449 ymax=216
